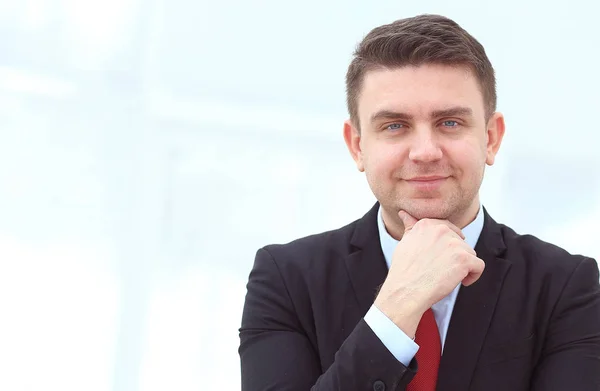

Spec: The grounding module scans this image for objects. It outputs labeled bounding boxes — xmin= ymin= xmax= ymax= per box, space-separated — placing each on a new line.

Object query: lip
xmin=406 ymin=176 xmax=448 ymax=182
xmin=404 ymin=176 xmax=448 ymax=190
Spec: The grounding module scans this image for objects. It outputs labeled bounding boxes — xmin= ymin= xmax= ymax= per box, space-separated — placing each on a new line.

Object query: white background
xmin=0 ymin=1 xmax=598 ymax=390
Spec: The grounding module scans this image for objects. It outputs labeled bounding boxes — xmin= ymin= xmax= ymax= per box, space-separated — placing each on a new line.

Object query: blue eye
xmin=386 ymin=123 xmax=404 ymax=131
xmin=442 ymin=120 xmax=459 ymax=127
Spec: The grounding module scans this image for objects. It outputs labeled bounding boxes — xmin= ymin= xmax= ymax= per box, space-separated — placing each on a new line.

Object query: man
xmin=238 ymin=14 xmax=600 ymax=391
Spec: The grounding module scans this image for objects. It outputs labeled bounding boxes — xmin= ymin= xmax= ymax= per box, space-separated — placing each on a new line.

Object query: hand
xmin=374 ymin=210 xmax=485 ymax=339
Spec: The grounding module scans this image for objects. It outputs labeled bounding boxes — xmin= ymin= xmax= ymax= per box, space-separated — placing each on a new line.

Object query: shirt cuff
xmin=364 ymin=304 xmax=419 ymax=366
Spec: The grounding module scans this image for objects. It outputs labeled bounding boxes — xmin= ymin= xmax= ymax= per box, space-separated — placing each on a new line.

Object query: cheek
xmin=448 ymin=140 xmax=487 ymax=174
xmin=364 ymin=145 xmax=403 ymax=175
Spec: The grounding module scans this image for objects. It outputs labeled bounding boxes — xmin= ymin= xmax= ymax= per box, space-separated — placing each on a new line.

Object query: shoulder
xmin=249 ymin=202 xmax=380 ymax=295
xmin=259 ymin=216 xmax=360 ymax=271
xmin=499 ymin=222 xmax=597 ymax=281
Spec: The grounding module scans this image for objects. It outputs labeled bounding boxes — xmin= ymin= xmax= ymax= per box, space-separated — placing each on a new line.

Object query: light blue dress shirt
xmin=364 ymin=205 xmax=484 ymax=366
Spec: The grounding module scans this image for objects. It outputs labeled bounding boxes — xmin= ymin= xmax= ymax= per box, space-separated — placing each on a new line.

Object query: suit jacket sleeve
xmin=531 ymin=256 xmax=600 ymax=390
xmin=239 ymin=247 xmax=416 ymax=391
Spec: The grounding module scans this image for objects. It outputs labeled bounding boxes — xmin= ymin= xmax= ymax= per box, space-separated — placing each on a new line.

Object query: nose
xmin=408 ymin=129 xmax=443 ymax=163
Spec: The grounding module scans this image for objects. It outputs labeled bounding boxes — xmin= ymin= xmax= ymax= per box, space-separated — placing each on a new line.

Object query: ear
xmin=485 ymin=112 xmax=506 ymax=166
xmin=343 ymin=119 xmax=364 ymax=172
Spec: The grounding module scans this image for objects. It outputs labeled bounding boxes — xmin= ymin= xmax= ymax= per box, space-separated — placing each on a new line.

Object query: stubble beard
xmin=383 ymin=178 xmax=481 ymax=225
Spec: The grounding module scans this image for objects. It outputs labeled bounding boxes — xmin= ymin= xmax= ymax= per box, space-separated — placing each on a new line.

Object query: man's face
xmin=344 ymin=64 xmax=504 ymax=226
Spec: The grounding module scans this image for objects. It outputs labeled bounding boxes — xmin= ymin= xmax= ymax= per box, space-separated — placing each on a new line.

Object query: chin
xmin=397 ymin=200 xmax=456 ymax=220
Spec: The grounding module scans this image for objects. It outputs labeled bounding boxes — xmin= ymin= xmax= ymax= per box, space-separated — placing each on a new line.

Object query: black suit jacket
xmin=239 ymin=203 xmax=600 ymax=390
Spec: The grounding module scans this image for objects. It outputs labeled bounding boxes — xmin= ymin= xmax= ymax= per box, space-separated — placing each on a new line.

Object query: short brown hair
xmin=345 ymin=14 xmax=496 ymax=128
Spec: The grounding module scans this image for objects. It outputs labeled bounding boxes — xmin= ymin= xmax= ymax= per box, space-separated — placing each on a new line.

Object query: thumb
xmin=398 ymin=210 xmax=418 ymax=233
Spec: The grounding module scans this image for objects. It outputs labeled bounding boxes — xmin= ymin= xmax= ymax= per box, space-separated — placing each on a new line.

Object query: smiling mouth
xmin=404 ymin=176 xmax=448 ymax=190
xmin=405 ymin=176 xmax=448 ymax=182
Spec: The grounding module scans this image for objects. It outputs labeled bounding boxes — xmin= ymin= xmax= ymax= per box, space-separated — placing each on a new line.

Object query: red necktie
xmin=407 ymin=308 xmax=441 ymax=391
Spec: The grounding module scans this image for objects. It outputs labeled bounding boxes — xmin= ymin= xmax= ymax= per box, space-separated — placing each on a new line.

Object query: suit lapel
xmin=345 ymin=202 xmax=389 ymax=317
xmin=436 ymin=208 xmax=512 ymax=391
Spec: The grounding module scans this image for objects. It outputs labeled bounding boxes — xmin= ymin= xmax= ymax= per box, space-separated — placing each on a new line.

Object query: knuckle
xmin=477 ymin=257 xmax=486 ymax=270
xmin=415 ymin=219 xmax=430 ymax=228
xmin=448 ymin=238 xmax=463 ymax=248
xmin=452 ymin=248 xmax=471 ymax=263
xmin=435 ymin=224 xmax=450 ymax=235
xmin=410 ymin=220 xmax=423 ymax=231
xmin=453 ymin=260 xmax=470 ymax=276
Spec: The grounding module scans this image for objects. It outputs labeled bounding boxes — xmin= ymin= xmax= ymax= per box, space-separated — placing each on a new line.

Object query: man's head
xmin=343 ymin=14 xmax=505 ymax=234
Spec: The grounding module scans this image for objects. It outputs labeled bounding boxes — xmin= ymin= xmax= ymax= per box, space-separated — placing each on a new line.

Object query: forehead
xmin=358 ymin=64 xmax=485 ymax=121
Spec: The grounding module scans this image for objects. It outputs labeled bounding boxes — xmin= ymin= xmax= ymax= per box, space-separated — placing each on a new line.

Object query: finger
xmin=398 ymin=210 xmax=419 ymax=233
xmin=461 ymin=256 xmax=485 ymax=286
xmin=455 ymin=239 xmax=476 ymax=255
xmin=398 ymin=210 xmax=465 ymax=239
xmin=433 ymin=220 xmax=465 ymax=240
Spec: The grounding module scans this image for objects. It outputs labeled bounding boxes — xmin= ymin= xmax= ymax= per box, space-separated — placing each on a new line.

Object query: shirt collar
xmin=377 ymin=204 xmax=485 ymax=269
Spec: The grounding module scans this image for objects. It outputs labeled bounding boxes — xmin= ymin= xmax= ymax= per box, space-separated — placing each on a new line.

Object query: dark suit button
xmin=373 ymin=380 xmax=386 ymax=391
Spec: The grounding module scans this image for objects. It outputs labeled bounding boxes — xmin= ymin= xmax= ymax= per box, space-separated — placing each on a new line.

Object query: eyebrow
xmin=431 ymin=107 xmax=473 ymax=118
xmin=370 ymin=106 xmax=474 ymax=124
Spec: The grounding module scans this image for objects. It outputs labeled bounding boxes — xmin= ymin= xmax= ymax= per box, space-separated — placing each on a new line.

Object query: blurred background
xmin=0 ymin=0 xmax=598 ymax=390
